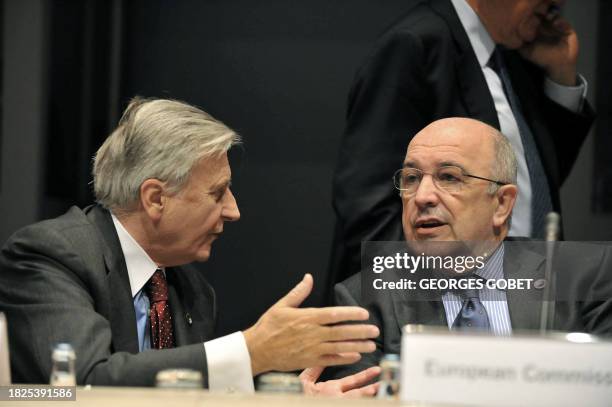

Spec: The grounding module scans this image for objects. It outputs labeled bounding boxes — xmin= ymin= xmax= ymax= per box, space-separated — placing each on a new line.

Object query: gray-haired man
xmin=0 ymin=98 xmax=380 ymax=394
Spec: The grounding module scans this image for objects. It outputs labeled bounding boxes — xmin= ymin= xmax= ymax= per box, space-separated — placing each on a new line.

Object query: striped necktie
xmin=489 ymin=47 xmax=553 ymax=238
xmin=452 ymin=288 xmax=491 ymax=331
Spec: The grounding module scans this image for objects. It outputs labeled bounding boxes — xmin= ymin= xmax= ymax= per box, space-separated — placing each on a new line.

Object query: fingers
xmin=344 ymin=382 xmax=380 ymax=398
xmin=319 ymin=340 xmax=376 ymax=356
xmin=338 ymin=366 xmax=381 ymax=392
xmin=274 ymin=273 xmax=313 ymax=308
xmin=307 ymin=306 xmax=370 ymax=324
xmin=322 ymin=324 xmax=379 ymax=342
xmin=551 ymin=16 xmax=572 ymax=34
xmin=299 ymin=366 xmax=324 ymax=383
xmin=316 ymin=352 xmax=361 ymax=367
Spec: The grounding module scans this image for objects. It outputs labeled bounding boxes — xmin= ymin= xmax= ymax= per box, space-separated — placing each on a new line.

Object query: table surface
xmin=0 ymin=386 xmax=415 ymax=407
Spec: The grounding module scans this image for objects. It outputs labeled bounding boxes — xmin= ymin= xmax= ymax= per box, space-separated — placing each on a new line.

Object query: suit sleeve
xmin=323 ymin=279 xmax=384 ymax=380
xmin=581 ymin=244 xmax=612 ymax=336
xmin=538 ymin=91 xmax=595 ymax=185
xmin=513 ymin=57 xmax=595 ymax=186
xmin=0 ymin=225 xmax=208 ymax=386
xmin=331 ymin=30 xmax=431 ymax=282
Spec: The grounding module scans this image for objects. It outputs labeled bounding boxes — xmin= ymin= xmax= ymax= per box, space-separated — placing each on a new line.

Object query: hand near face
xmin=243 ymin=274 xmax=379 ymax=375
xmin=519 ymin=14 xmax=579 ymax=86
xmin=300 ymin=366 xmax=381 ymax=398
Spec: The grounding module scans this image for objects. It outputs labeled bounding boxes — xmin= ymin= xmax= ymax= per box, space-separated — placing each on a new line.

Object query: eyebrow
xmin=403 ymin=161 xmax=468 ymax=173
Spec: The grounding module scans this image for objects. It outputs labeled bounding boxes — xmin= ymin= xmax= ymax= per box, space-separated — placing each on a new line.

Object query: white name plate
xmin=400 ymin=326 xmax=612 ymax=407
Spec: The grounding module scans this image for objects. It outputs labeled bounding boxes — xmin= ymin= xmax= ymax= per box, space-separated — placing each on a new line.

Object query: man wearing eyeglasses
xmin=325 ymin=117 xmax=612 ymax=379
xmin=329 ymin=0 xmax=595 ymax=289
xmin=394 ymin=119 xmax=516 ymax=243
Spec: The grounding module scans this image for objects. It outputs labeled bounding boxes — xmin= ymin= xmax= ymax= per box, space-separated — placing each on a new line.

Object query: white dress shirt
xmin=111 ymin=214 xmax=254 ymax=393
xmin=451 ymin=0 xmax=587 ymax=237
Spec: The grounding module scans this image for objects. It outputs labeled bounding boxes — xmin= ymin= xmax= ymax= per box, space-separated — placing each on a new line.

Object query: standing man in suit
xmin=0 ymin=97 xmax=382 ymax=393
xmin=328 ymin=117 xmax=612 ymax=379
xmin=330 ymin=0 xmax=595 ymax=285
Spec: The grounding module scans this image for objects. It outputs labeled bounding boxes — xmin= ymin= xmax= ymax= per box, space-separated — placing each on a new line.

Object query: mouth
xmin=414 ymin=218 xmax=448 ymax=233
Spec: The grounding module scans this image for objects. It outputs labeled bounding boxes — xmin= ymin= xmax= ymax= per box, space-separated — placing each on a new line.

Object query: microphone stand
xmin=539 ymin=212 xmax=560 ymax=334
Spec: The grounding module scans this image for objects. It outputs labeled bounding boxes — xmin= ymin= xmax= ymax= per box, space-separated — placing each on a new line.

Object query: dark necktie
xmin=452 ymin=288 xmax=491 ymax=331
xmin=490 ymin=47 xmax=553 ymax=238
xmin=145 ymin=269 xmax=175 ymax=349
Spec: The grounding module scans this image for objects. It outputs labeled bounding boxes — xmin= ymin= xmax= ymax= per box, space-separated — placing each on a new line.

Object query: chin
xmin=198 ymin=252 xmax=212 ymax=262
xmin=519 ymin=22 xmax=541 ymax=44
xmin=520 ymin=33 xmax=538 ymax=46
xmin=409 ymin=227 xmax=454 ymax=242
xmin=192 ymin=247 xmax=212 ymax=263
xmin=501 ymin=35 xmax=525 ymax=50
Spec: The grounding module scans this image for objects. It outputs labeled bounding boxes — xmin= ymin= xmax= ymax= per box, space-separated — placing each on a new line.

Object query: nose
xmin=222 ymin=188 xmax=241 ymax=222
xmin=411 ymin=174 xmax=440 ymax=209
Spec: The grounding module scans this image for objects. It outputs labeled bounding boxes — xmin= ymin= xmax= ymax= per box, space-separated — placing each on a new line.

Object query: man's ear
xmin=140 ymin=179 xmax=166 ymax=222
xmin=493 ymin=184 xmax=518 ymax=228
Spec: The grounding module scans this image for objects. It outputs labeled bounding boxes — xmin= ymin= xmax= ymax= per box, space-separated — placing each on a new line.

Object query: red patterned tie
xmin=145 ymin=269 xmax=175 ymax=349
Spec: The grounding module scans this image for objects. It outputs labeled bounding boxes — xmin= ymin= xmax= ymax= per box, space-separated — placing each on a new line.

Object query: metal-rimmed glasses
xmin=393 ymin=166 xmax=509 ymax=196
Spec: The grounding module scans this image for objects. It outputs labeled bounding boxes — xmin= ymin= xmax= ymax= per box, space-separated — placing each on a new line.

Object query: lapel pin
xmin=185 ymin=313 xmax=193 ymax=326
xmin=534 ymin=279 xmax=547 ymax=290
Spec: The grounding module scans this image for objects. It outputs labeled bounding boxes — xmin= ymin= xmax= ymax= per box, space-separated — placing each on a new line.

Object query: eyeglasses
xmin=393 ymin=166 xmax=509 ymax=196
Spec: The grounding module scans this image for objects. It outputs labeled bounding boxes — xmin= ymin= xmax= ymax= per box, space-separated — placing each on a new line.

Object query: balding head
xmin=410 ymin=118 xmax=517 ymax=190
xmin=398 ymin=117 xmax=518 ymax=243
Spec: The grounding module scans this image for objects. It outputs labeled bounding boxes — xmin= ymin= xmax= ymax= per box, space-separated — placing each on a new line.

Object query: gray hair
xmin=93 ymin=97 xmax=240 ymax=211
xmin=487 ymin=129 xmax=518 ymax=194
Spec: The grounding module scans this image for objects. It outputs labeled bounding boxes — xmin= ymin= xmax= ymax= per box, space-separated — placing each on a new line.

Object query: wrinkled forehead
xmin=405 ymin=121 xmax=496 ymax=172
xmin=189 ymin=153 xmax=232 ymax=188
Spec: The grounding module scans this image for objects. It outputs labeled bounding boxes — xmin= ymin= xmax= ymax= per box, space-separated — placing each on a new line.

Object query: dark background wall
xmin=119 ymin=0 xmax=421 ymax=335
xmin=1 ymin=0 xmax=610 ymax=336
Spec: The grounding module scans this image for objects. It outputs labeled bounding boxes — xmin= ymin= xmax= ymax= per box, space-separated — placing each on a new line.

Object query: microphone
xmin=545 ymin=212 xmax=560 ymax=242
xmin=540 ymin=212 xmax=560 ymax=334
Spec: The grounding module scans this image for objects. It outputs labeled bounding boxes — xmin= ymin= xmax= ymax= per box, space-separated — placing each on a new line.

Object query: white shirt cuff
xmin=204 ymin=331 xmax=255 ymax=393
xmin=544 ymin=73 xmax=588 ymax=113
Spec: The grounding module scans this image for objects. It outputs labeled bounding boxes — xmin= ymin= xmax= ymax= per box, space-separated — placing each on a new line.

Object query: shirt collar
xmin=450 ymin=0 xmax=496 ymax=68
xmin=111 ymin=213 xmax=161 ymax=298
xmin=474 ymin=243 xmax=505 ymax=281
xmin=442 ymin=243 xmax=505 ymax=298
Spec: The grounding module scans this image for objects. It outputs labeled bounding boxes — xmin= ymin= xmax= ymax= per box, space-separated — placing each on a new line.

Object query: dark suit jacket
xmin=327 ymin=240 xmax=612 ymax=379
xmin=329 ymin=0 xmax=595 ymax=287
xmin=0 ymin=205 xmax=217 ymax=386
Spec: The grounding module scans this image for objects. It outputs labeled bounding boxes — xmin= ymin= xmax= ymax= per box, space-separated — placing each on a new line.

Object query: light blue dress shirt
xmin=111 ymin=214 xmax=160 ymax=352
xmin=441 ymin=244 xmax=512 ymax=336
xmin=133 ymin=290 xmax=151 ymax=352
xmin=111 ymin=213 xmax=255 ymax=392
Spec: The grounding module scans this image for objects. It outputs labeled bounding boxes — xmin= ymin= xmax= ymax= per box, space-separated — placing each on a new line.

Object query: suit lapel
xmin=166 ymin=267 xmax=215 ymax=346
xmin=390 ymin=289 xmax=447 ymax=330
xmin=503 ymin=241 xmax=546 ymax=332
xmin=167 ymin=273 xmax=190 ymax=346
xmin=429 ymin=0 xmax=499 ymax=128
xmin=86 ymin=206 xmax=139 ymax=354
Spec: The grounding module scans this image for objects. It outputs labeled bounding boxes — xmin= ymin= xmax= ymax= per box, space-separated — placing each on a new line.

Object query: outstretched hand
xmin=300 ymin=366 xmax=381 ymax=398
xmin=243 ymin=274 xmax=380 ymax=375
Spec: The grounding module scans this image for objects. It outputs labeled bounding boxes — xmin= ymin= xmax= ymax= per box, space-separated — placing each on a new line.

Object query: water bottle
xmin=256 ymin=373 xmax=303 ymax=393
xmin=377 ymin=353 xmax=400 ymax=399
xmin=156 ymin=369 xmax=202 ymax=388
xmin=50 ymin=343 xmax=76 ymax=386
